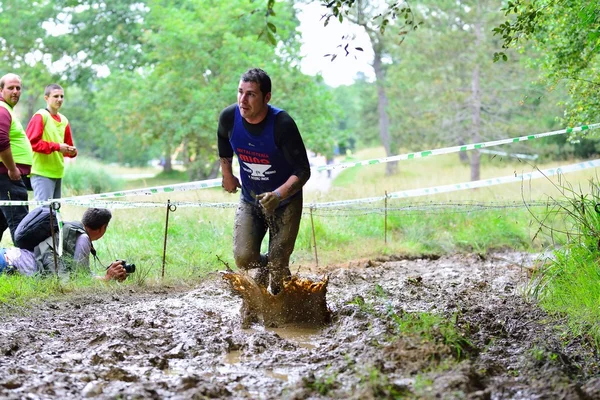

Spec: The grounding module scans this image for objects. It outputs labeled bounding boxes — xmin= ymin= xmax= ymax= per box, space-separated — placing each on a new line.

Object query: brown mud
xmin=1 ymin=251 xmax=599 ymax=399
xmin=222 ymin=272 xmax=330 ymax=327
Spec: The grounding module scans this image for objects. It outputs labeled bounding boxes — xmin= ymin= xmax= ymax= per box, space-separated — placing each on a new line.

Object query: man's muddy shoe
xmin=240 ymin=304 xmax=258 ymax=328
xmin=254 ymin=267 xmax=269 ymax=288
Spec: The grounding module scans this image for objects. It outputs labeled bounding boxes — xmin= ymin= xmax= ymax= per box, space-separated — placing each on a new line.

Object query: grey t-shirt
xmin=73 ymin=233 xmax=92 ymax=270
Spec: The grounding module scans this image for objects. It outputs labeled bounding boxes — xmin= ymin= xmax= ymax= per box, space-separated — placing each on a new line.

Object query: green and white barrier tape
xmin=61 ymin=178 xmax=222 ymax=202
xmin=0 ymin=158 xmax=596 ymax=209
xmin=59 ymin=123 xmax=599 ymax=201
xmin=312 ymin=123 xmax=599 ymax=173
xmin=311 ymin=158 xmax=600 ymax=208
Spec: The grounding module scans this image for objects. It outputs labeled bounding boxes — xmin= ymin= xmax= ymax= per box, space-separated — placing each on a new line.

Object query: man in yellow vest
xmin=26 ymin=83 xmax=77 ymax=201
xmin=0 ymin=73 xmax=33 ymax=243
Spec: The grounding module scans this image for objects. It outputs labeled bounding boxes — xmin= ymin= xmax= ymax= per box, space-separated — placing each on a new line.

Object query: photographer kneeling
xmin=0 ymin=208 xmax=128 ymax=281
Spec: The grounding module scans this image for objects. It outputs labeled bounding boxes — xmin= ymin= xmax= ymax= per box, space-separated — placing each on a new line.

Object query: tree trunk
xmin=163 ymin=142 xmax=173 ymax=173
xmin=470 ymin=15 xmax=483 ymax=181
xmin=25 ymin=94 xmax=39 ymax=123
xmin=457 ymin=138 xmax=470 ymax=164
xmin=182 ymin=139 xmax=190 ymax=167
xmin=372 ymin=46 xmax=397 ymax=176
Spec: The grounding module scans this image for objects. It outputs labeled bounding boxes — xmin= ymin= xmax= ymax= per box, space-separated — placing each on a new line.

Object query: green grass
xmin=354 ymin=284 xmax=472 ymax=359
xmin=63 ymin=157 xmax=125 ymax=195
xmin=525 ymin=177 xmax=600 ymax=347
xmin=124 ymin=169 xmax=189 ymax=190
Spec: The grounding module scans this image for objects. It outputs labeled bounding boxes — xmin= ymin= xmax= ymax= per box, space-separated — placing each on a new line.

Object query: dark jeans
xmin=0 ymin=174 xmax=29 ymax=243
xmin=233 ymin=194 xmax=303 ymax=289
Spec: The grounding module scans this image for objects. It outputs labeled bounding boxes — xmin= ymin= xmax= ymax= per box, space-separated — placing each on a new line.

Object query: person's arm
xmin=273 ymin=111 xmax=311 ymax=199
xmin=73 ymin=233 xmax=92 ymax=270
xmin=63 ymin=124 xmax=77 ymax=158
xmin=26 ymin=114 xmax=60 ymax=154
xmin=0 ymin=106 xmax=20 ymax=180
xmin=257 ymin=112 xmax=312 ymax=212
xmin=217 ymin=105 xmax=241 ymax=193
xmin=73 ymin=233 xmax=126 ymax=281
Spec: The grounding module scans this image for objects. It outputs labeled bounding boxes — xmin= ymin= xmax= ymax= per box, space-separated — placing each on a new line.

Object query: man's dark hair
xmin=240 ymin=68 xmax=271 ymax=96
xmin=82 ymin=208 xmax=112 ymax=230
xmin=44 ymin=83 xmax=63 ymax=96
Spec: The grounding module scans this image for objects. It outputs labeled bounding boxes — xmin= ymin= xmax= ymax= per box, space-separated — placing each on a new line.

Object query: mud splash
xmin=0 ymin=251 xmax=599 ymax=399
xmin=221 ymin=272 xmax=331 ymax=326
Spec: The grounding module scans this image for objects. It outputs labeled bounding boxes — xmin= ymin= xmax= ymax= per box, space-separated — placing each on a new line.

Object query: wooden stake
xmin=162 ymin=200 xmax=177 ymax=279
xmin=310 ymin=206 xmax=319 ymax=267
xmin=384 ymin=191 xmax=388 ymax=244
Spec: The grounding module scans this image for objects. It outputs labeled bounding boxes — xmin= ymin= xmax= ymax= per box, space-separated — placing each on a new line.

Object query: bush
xmin=528 ymin=177 xmax=600 ymax=346
xmin=63 ymin=158 xmax=124 ymax=196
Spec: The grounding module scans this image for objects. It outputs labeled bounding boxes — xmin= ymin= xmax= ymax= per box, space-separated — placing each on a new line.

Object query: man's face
xmin=237 ymin=80 xmax=270 ymax=123
xmin=1 ymin=77 xmax=22 ymax=107
xmin=45 ymin=89 xmax=64 ymax=112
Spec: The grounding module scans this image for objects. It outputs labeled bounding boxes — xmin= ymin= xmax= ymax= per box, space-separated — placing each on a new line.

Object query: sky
xmin=296 ymin=3 xmax=375 ymax=87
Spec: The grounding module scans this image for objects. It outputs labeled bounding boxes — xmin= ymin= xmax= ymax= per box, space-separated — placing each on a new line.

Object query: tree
xmin=0 ymin=1 xmax=62 ymax=121
xmin=91 ymin=0 xmax=339 ymax=178
xmin=494 ymin=0 xmax=600 ymax=127
xmin=383 ymin=0 xmax=562 ymax=180
xmin=322 ymin=0 xmax=420 ymax=176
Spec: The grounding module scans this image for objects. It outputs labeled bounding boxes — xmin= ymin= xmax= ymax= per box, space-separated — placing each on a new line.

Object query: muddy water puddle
xmin=1 ymin=251 xmax=599 ymax=399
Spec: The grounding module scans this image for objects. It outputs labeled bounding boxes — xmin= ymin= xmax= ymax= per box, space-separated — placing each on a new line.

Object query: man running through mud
xmin=217 ymin=68 xmax=311 ymax=325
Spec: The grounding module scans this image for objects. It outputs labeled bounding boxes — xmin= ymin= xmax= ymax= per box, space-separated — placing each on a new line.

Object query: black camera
xmin=118 ymin=260 xmax=136 ymax=274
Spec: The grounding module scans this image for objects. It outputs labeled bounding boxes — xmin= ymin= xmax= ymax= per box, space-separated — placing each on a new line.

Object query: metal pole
xmin=49 ymin=202 xmax=60 ymax=276
xmin=384 ymin=191 xmax=388 ymax=244
xmin=309 ymin=206 xmax=319 ymax=267
xmin=161 ymin=200 xmax=177 ymax=279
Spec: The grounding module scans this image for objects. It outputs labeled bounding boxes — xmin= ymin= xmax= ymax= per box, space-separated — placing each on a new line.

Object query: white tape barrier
xmin=311 ymin=123 xmax=599 ymax=172
xmin=61 ymin=178 xmax=222 ymax=202
xmin=0 ymin=158 xmax=598 ymax=209
xmin=59 ymin=123 xmax=599 ymax=202
xmin=310 ymin=159 xmax=600 ymax=208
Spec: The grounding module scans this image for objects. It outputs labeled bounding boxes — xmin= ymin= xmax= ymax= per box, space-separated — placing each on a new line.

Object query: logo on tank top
xmin=237 ymin=148 xmax=276 ymax=181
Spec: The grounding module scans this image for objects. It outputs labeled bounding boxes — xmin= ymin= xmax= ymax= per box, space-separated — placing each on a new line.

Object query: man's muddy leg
xmin=233 ymin=200 xmax=267 ymax=272
xmin=233 ymin=200 xmax=268 ymax=323
xmin=254 ymin=254 xmax=269 ymax=288
xmin=267 ymin=195 xmax=303 ymax=295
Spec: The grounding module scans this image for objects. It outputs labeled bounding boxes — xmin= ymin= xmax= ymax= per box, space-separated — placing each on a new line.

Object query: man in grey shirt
xmin=0 ymin=208 xmax=127 ymax=281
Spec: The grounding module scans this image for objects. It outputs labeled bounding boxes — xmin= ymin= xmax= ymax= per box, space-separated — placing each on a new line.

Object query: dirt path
xmin=1 ymin=252 xmax=599 ymax=399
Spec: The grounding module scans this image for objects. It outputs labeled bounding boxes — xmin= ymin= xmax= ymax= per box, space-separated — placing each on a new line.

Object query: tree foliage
xmin=493 ymin=0 xmax=600 ymax=126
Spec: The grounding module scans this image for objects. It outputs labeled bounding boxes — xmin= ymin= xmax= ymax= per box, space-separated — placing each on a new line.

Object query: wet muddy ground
xmin=1 ymin=252 xmax=599 ymax=399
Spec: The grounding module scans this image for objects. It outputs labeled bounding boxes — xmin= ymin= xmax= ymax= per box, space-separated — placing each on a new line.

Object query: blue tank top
xmin=230 ymin=105 xmax=295 ymax=205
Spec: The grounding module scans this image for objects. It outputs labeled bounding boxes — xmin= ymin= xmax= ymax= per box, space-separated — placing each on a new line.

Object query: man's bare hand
xmin=7 ymin=167 xmax=21 ymax=181
xmin=222 ymin=175 xmax=241 ymax=193
xmin=105 ymin=261 xmax=127 ymax=282
xmin=257 ymin=191 xmax=281 ymax=213
xmin=59 ymin=143 xmax=77 ymax=156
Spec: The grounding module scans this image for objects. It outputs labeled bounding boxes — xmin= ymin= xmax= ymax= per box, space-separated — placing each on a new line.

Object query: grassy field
xmin=1 ymin=148 xmax=599 ymax=338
